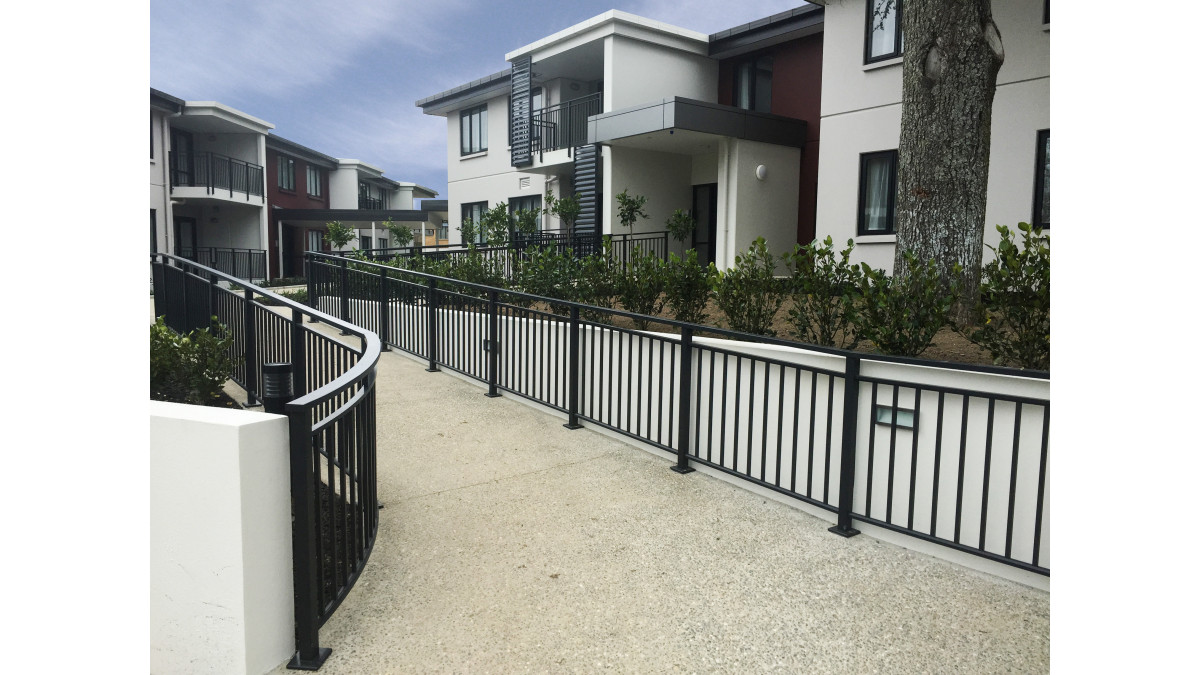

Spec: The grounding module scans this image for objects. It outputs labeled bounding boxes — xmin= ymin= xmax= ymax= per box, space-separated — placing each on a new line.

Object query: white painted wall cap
xmin=505 ymin=10 xmax=709 ymax=62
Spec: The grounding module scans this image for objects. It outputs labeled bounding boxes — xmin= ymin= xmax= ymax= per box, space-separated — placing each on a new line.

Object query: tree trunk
xmin=894 ymin=0 xmax=1004 ymax=326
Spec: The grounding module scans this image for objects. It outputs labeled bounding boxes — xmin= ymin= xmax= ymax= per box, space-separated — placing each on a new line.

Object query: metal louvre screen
xmin=573 ymin=143 xmax=600 ymax=238
xmin=510 ymin=55 xmax=533 ymax=167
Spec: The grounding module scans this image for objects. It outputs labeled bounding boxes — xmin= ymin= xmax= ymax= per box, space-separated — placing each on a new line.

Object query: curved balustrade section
xmin=151 ymin=253 xmax=380 ymax=670
xmin=306 ymin=251 xmax=1050 ymax=579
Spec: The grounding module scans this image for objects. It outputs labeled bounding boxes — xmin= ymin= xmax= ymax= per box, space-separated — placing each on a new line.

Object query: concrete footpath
xmin=266 ymin=338 xmax=1049 ymax=674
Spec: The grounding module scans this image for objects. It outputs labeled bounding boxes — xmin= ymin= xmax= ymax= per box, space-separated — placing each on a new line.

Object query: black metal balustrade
xmin=307 ymin=251 xmax=1050 ymax=577
xmin=151 ymin=253 xmax=380 ymax=670
xmin=179 ymin=246 xmax=267 ymax=281
xmin=358 ymin=195 xmax=385 ymax=210
xmin=170 ymin=150 xmax=265 ymax=199
xmin=531 ymin=92 xmax=602 ymax=160
xmin=344 ymin=230 xmax=670 ymax=274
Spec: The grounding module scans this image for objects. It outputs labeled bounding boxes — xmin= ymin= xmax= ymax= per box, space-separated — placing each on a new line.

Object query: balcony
xmin=170 ymin=151 xmax=265 ymax=201
xmin=530 ymin=92 xmax=602 ymax=161
xmin=358 ymin=195 xmax=386 ymax=210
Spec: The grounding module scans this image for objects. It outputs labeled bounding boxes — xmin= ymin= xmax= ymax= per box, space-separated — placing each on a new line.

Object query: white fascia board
xmin=337 ymin=159 xmax=385 ymax=178
xmin=505 ymin=10 xmax=709 ymax=63
xmin=393 ymin=182 xmax=439 ymax=198
xmin=180 ymin=102 xmax=274 ymax=134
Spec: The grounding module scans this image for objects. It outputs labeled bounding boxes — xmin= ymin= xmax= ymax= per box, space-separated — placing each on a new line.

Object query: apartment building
xmin=418 ymin=3 xmax=1048 ymax=273
xmin=417 ymin=7 xmax=825 ymax=270
xmin=811 ymin=0 xmax=1050 ymax=272
xmin=151 ymin=88 xmax=436 ymax=280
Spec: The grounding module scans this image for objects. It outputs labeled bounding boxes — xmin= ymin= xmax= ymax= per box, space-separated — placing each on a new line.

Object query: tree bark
xmin=893 ymin=0 xmax=1004 ymax=325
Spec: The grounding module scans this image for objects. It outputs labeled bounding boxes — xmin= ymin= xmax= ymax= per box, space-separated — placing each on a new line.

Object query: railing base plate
xmin=485 ymin=393 xmax=502 ymax=398
xmin=287 ymin=648 xmax=331 ymax=671
xmin=670 ymin=465 xmax=695 ymax=475
xmin=828 ymin=525 xmax=861 ymax=538
xmin=562 ymin=423 xmax=584 ymax=430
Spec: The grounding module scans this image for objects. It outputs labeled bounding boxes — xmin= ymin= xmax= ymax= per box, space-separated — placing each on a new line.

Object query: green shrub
xmin=260 ymin=288 xmax=308 ymax=306
xmin=478 ymin=202 xmax=514 ymax=247
xmin=618 ymin=247 xmax=667 ymax=329
xmin=575 ymin=239 xmax=620 ymax=323
xmin=714 ymin=237 xmax=784 ymax=336
xmin=663 ymin=249 xmax=715 ymax=325
xmin=323 ymin=220 xmax=356 ymax=249
xmin=856 ymin=252 xmax=958 ymax=357
xmin=783 ymin=237 xmax=863 ymax=349
xmin=543 ymin=189 xmax=582 ymax=232
xmin=966 ymin=223 xmax=1050 ymax=370
xmin=665 ymin=209 xmax=696 ymax=244
xmin=513 ymin=245 xmax=578 ymax=313
xmin=384 ymin=219 xmax=414 ymax=248
xmin=263 ymin=276 xmax=306 ymax=288
xmin=150 ymin=316 xmax=239 ymax=406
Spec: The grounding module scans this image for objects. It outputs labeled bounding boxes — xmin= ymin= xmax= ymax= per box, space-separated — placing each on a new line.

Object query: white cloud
xmin=151 ymin=0 xmax=466 ymax=99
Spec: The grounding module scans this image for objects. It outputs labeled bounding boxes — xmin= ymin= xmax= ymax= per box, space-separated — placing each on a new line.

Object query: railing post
xmin=286 ymin=405 xmax=331 ymax=670
xmin=208 ymin=271 xmax=219 ymax=323
xmin=291 ymin=308 xmax=307 ymax=398
xmin=339 ymin=257 xmax=351 ymax=333
xmin=486 ymin=289 xmax=501 ymax=398
xmin=378 ymin=266 xmax=391 ymax=352
xmin=305 ymin=254 xmax=317 ymax=323
xmin=671 ymin=326 xmax=696 ymax=473
xmin=564 ymin=305 xmax=583 ymax=429
xmin=829 ymin=354 xmax=862 ymax=537
xmin=243 ymin=285 xmax=259 ymax=407
xmin=426 ymin=277 xmax=439 ymax=372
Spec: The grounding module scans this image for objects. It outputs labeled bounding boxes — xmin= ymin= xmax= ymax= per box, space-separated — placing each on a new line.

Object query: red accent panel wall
xmin=266 ymin=149 xmax=330 ymax=278
xmin=718 ymin=33 xmax=823 ymax=247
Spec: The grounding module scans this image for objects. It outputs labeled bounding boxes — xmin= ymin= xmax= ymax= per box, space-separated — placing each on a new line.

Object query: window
xmin=307 ymin=229 xmax=323 ymax=252
xmin=733 ymin=54 xmax=773 ymax=113
xmin=509 ymin=194 xmax=543 ymax=231
xmin=378 ymin=237 xmax=388 ymax=250
xmin=150 ymin=114 xmax=154 ymax=159
xmin=1032 ymin=129 xmax=1050 ymax=229
xmin=278 ymin=157 xmax=295 ymax=191
xmin=857 ymin=150 xmax=898 ymax=235
xmin=462 ymin=201 xmax=487 ymax=243
xmin=461 ymin=105 xmax=488 ymax=155
xmin=865 ymin=0 xmax=903 ymax=64
xmin=150 ymin=210 xmax=157 ymax=254
xmin=307 ymin=165 xmax=322 ymax=197
xmin=438 ymin=221 xmax=449 ymax=240
xmin=359 ymin=235 xmax=372 ymax=250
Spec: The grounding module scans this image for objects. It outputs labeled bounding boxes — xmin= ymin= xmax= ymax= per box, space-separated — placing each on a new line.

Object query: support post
xmin=486 ymin=289 xmax=501 ymax=398
xmin=671 ymin=326 xmax=696 ymax=474
xmin=426 ymin=277 xmax=439 ymax=372
xmin=378 ymin=267 xmax=391 ymax=352
xmin=829 ymin=355 xmax=862 ymax=537
xmin=564 ymin=305 xmax=582 ymax=429
xmin=305 ymin=254 xmax=317 ymax=323
xmin=339 ymin=257 xmax=350 ymax=335
xmin=291 ymin=308 xmax=307 ymax=399
xmin=243 ymin=285 xmax=259 ymax=407
xmin=285 ymin=406 xmax=330 ymax=671
xmin=207 ymin=271 xmax=219 ymax=325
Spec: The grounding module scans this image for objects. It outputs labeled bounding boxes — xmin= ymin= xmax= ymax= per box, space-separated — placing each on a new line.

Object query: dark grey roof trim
xmin=266 ymin=134 xmax=339 ymax=169
xmin=589 ymin=97 xmax=807 ymax=148
xmin=708 ymin=4 xmax=823 ymax=57
xmin=274 ymin=209 xmax=429 ymax=223
xmin=416 ymin=69 xmax=511 ymax=109
xmin=151 ymin=88 xmax=184 ymax=113
xmin=421 ymin=200 xmax=448 ymax=211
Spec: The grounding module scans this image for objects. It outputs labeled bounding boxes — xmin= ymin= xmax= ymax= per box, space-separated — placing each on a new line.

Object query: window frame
xmin=864 ymin=0 xmax=904 ymax=65
xmin=1032 ymin=129 xmax=1050 ymax=230
xmin=731 ymin=53 xmax=774 ymax=114
xmin=461 ymin=201 xmax=488 ymax=243
xmin=856 ymin=149 xmax=899 ymax=236
xmin=508 ymin=194 xmax=543 ymax=231
xmin=306 ymin=165 xmax=322 ymax=198
xmin=460 ymin=104 xmax=488 ymax=156
xmin=278 ymin=156 xmax=296 ymax=191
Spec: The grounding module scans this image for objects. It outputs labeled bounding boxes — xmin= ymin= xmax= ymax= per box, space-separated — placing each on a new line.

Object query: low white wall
xmin=150 ymin=402 xmax=294 ymax=675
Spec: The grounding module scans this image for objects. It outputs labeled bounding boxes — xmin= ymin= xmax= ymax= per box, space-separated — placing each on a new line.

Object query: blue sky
xmin=150 ymin=0 xmax=809 ymax=200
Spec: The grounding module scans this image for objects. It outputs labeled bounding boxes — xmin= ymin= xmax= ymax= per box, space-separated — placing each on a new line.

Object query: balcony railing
xmin=179 ymin=246 xmax=267 ymax=281
xmin=170 ymin=151 xmax=265 ymax=200
xmin=531 ymin=92 xmax=602 ymax=160
xmin=358 ymin=195 xmax=385 ymax=210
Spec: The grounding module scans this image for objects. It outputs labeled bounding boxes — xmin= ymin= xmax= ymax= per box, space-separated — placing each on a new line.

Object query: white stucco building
xmin=417 ymin=9 xmax=826 ymax=270
xmin=811 ymin=0 xmax=1050 ymax=272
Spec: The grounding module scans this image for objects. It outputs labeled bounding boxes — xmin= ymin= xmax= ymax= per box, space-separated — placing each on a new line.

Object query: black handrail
xmin=151 ymin=252 xmax=380 ymax=669
xmin=178 ymin=246 xmax=267 ymax=281
xmin=306 ymin=250 xmax=1049 ymax=578
xmin=531 ymin=92 xmax=602 ymax=160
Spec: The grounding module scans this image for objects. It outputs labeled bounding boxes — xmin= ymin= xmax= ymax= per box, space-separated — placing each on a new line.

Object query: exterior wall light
xmin=874 ymin=404 xmax=917 ymax=431
xmin=756 ymin=164 xmax=767 ymax=181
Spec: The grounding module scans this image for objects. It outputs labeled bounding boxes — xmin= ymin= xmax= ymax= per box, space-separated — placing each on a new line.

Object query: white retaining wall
xmin=150 ymin=402 xmax=294 ymax=675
